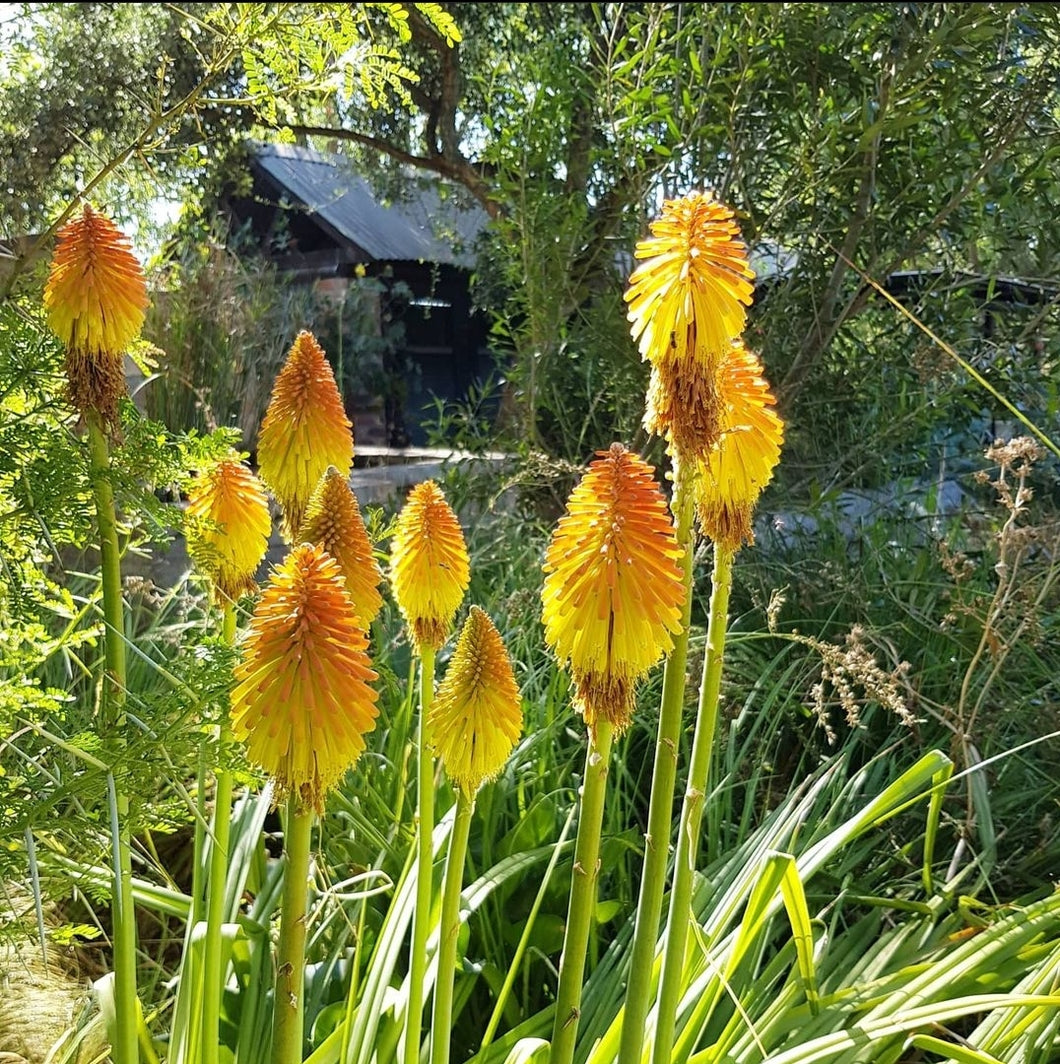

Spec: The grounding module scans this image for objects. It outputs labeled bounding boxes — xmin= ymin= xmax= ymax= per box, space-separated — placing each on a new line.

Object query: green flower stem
xmin=190 ymin=743 xmax=208 ymax=928
xmin=392 ymin=654 xmax=418 ymax=827
xmin=202 ymin=603 xmax=238 ymax=1064
xmin=429 ymin=788 xmax=474 ymax=1064
xmin=549 ymin=719 xmax=615 ymax=1064
xmin=404 ymin=644 xmax=437 ymax=1064
xmin=272 ymin=792 xmax=315 ymax=1064
xmin=650 ymin=545 xmax=734 ymax=1064
xmin=86 ymin=411 xmax=139 ymax=1064
xmin=618 ymin=454 xmax=696 ymax=1064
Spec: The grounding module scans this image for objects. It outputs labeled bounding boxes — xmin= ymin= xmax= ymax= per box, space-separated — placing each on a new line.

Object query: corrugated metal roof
xmin=253 ymin=142 xmax=487 ymax=267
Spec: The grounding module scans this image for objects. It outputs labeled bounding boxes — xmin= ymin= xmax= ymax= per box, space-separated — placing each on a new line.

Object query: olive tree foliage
xmin=4 ymin=3 xmax=1058 ymax=475
xmin=285 ymin=3 xmax=1060 ymax=475
xmin=674 ymin=4 xmax=1060 ymax=484
xmin=290 ymin=3 xmax=701 ymax=456
xmin=0 ymin=2 xmax=458 ymax=288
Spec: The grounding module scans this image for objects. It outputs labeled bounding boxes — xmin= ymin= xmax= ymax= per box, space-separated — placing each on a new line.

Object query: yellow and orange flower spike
xmin=389 ymin=480 xmax=470 ymax=651
xmin=299 ymin=466 xmax=383 ymax=629
xmin=429 ymin=606 xmax=522 ymax=796
xmin=541 ymin=443 xmax=685 ymax=735
xmin=625 ymin=192 xmax=754 ymax=368
xmin=185 ymin=455 xmax=272 ymax=603
xmin=43 ymin=204 xmax=149 ymax=424
xmin=695 ymin=343 xmax=784 ymax=551
xmin=231 ymin=544 xmax=379 ymax=812
xmin=257 ymin=331 xmax=354 ymax=541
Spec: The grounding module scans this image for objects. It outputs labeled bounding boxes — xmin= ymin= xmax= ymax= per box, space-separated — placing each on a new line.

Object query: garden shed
xmin=224 ymin=142 xmax=495 ymax=447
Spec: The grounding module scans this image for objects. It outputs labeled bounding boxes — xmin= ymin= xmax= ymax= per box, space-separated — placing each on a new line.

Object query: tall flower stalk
xmin=649 ymin=544 xmax=733 ymax=1064
xmin=428 ymin=607 xmax=522 ymax=1064
xmin=200 ymin=601 xmax=237 ymax=1064
xmin=87 ymin=411 xmax=139 ymax=1064
xmin=233 ymin=334 xmax=364 ymax=1061
xmin=650 ymin=342 xmax=784 ymax=1064
xmin=408 ymin=640 xmax=438 ymax=1064
xmin=616 ymin=455 xmax=696 ymax=1064
xmin=184 ymin=454 xmax=271 ymax=1063
xmin=549 ymin=718 xmax=614 ymax=1064
xmin=542 ymin=444 xmax=685 ymax=1064
xmin=230 ymin=544 xmax=380 ymax=1064
xmin=618 ymin=193 xmax=757 ymax=1064
xmin=273 ymin=791 xmax=315 ymax=1064
xmin=44 ymin=204 xmax=148 ymax=1064
xmin=389 ymin=480 xmax=470 ymax=1064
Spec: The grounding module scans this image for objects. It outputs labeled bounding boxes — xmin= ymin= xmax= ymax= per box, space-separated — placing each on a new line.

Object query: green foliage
xmin=669 ymin=3 xmax=1060 ymax=481
xmin=259 ymin=2 xmax=1060 ymax=484
xmin=730 ymin=437 xmax=1060 ymax=895
xmin=0 ymin=3 xmax=198 ymax=235
xmin=8 ymin=2 xmax=1058 ymax=481
xmin=2 ymin=6 xmax=1060 ymax=1063
xmin=0 ymin=293 xmax=239 ymax=915
xmin=234 ymin=3 xmax=426 ymax=122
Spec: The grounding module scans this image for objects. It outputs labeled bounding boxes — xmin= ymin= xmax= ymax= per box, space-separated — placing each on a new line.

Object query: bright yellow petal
xmin=625 ymin=193 xmax=754 ymax=369
xmin=185 ymin=455 xmax=272 ymax=602
xmin=43 ymin=205 xmax=149 ymax=422
xmin=389 ymin=480 xmax=470 ymax=651
xmin=695 ymin=343 xmax=784 ymax=550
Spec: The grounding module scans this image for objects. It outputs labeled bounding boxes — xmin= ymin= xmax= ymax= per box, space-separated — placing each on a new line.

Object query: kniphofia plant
xmin=44 ymin=204 xmax=149 ymax=1064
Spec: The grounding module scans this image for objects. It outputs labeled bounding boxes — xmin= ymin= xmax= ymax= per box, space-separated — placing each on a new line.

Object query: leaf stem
xmin=430 ymin=788 xmax=474 ymax=1064
xmin=404 ymin=644 xmax=437 ymax=1064
xmin=549 ymin=719 xmax=614 ymax=1064
xmin=651 ymin=546 xmax=734 ymax=1064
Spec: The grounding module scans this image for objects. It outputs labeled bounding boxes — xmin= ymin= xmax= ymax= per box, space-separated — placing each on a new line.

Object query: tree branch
xmin=781 ymin=32 xmax=1055 ymax=399
xmin=284 ymin=123 xmax=502 ymax=218
xmin=783 ymin=61 xmax=1050 ymax=399
xmin=405 ymin=5 xmax=450 ymax=56
xmin=406 ymin=4 xmax=463 ymax=162
xmin=782 ymin=65 xmax=890 ymax=395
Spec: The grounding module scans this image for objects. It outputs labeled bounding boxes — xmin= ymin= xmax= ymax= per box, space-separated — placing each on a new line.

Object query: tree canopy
xmin=3 ymin=2 xmax=1058 ymax=477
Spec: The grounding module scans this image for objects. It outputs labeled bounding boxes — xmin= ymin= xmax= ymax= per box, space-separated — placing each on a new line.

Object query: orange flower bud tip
xmin=257 ymin=331 xmax=354 ymax=540
xmin=299 ymin=466 xmax=384 ymax=628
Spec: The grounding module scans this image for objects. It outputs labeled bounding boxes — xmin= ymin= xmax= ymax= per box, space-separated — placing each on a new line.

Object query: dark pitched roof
xmin=252 ymin=142 xmax=488 ymax=267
